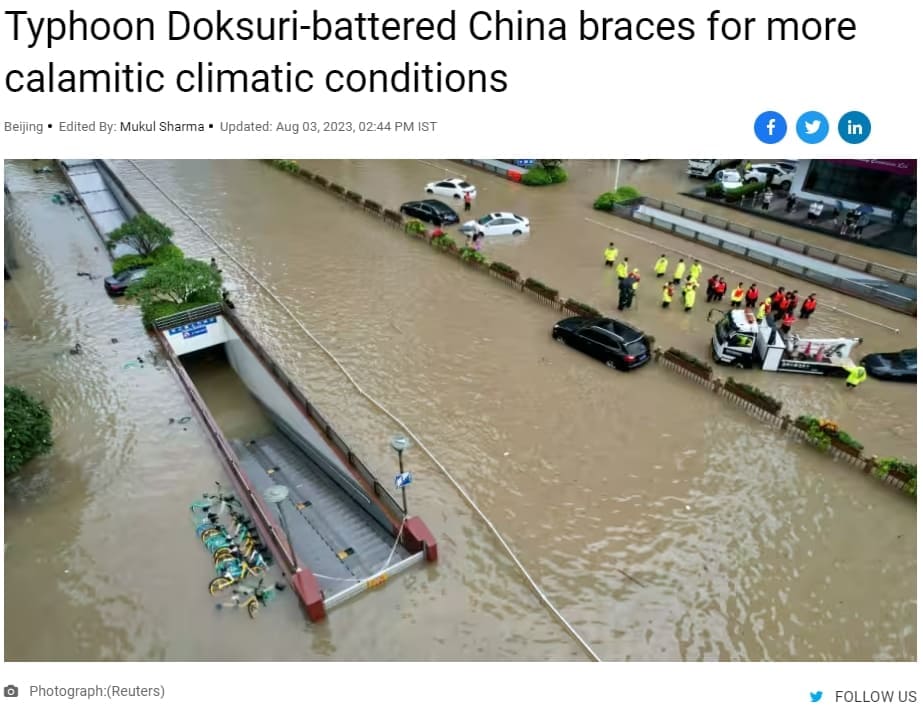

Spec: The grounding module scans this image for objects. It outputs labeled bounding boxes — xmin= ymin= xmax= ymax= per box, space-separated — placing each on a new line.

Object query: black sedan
xmin=104 ymin=267 xmax=148 ymax=296
xmin=860 ymin=348 xmax=916 ymax=382
xmin=399 ymin=199 xmax=460 ymax=226
xmin=552 ymin=316 xmax=651 ymax=370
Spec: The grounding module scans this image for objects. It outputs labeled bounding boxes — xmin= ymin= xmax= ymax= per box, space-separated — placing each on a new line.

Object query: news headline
xmin=3 ymin=9 xmax=859 ymax=95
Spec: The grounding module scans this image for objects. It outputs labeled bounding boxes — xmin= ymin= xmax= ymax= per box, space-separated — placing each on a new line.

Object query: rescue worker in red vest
xmin=730 ymin=282 xmax=745 ymax=308
xmin=770 ymin=286 xmax=786 ymax=315
xmin=756 ymin=298 xmax=771 ymax=322
xmin=786 ymin=290 xmax=800 ymax=314
xmin=780 ymin=309 xmax=795 ymax=333
xmin=744 ymin=283 xmax=759 ymax=309
xmin=662 ymin=282 xmax=674 ymax=309
xmin=616 ymin=257 xmax=630 ymax=282
xmin=800 ymin=293 xmax=818 ymax=319
xmin=844 ymin=363 xmax=868 ymax=390
xmin=774 ymin=289 xmax=791 ymax=321
xmin=706 ymin=274 xmax=719 ymax=302
xmin=713 ymin=277 xmax=727 ymax=301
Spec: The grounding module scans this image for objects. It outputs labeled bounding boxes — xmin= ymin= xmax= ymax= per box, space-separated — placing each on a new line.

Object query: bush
xmin=520 ymin=165 xmax=568 ymax=186
xmin=724 ymin=182 xmax=764 ymax=203
xmin=564 ymin=298 xmax=601 ymax=317
xmin=459 ymin=247 xmax=488 ymax=264
xmin=127 ymin=258 xmax=223 ymax=327
xmin=593 ymin=186 xmax=642 ymax=210
xmin=725 ymin=377 xmax=782 ymax=415
xmin=704 ymin=183 xmax=724 ymax=199
xmin=874 ymin=457 xmax=916 ymax=481
xmin=4 ymin=385 xmax=53 ymax=475
xmin=431 ymin=235 xmax=457 ymax=251
xmin=271 ymin=159 xmax=300 ymax=174
xmin=795 ymin=416 xmax=863 ymax=452
xmin=404 ymin=220 xmax=427 ymax=235
xmin=524 ymin=277 xmax=559 ymax=300
xmin=489 ymin=261 xmax=520 ymax=280
xmin=665 ymin=347 xmax=713 ymax=373
xmin=112 ymin=243 xmax=184 ymax=275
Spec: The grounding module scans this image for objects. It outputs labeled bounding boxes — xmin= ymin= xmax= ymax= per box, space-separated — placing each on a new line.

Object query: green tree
xmin=537 ymin=159 xmax=563 ymax=170
xmin=127 ymin=257 xmax=223 ymax=306
xmin=107 ymin=213 xmax=174 ymax=256
xmin=4 ymin=385 xmax=53 ymax=475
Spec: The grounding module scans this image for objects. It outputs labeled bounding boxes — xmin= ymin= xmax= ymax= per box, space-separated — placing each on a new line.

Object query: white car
xmin=715 ymin=169 xmax=744 ymax=190
xmin=744 ymin=163 xmax=795 ymax=190
xmin=463 ymin=212 xmax=530 ymax=237
xmin=424 ymin=178 xmax=477 ymax=200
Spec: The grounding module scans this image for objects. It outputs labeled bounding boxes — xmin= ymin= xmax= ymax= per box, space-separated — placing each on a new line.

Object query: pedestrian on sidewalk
xmin=800 ymin=293 xmax=818 ymax=319
xmin=604 ymin=242 xmax=618 ymax=267
xmin=744 ymin=283 xmax=759 ymax=309
xmin=654 ymin=254 xmax=669 ymax=277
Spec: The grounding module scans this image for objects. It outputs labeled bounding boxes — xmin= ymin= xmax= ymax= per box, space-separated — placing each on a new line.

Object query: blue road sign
xmin=394 ymin=472 xmax=413 ymax=489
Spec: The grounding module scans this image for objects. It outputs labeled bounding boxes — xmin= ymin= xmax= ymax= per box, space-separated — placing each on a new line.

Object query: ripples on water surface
xmin=97 ymin=159 xmax=915 ymax=661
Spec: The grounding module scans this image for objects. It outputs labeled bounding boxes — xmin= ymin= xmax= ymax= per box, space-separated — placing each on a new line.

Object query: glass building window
xmin=803 ymin=161 xmax=916 ymax=209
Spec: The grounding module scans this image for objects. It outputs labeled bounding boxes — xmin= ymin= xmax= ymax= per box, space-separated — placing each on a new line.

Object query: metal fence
xmin=153 ymin=302 xmax=223 ymax=331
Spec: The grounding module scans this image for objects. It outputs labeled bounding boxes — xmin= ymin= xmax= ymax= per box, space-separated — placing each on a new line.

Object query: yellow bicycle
xmin=208 ymin=559 xmax=265 ymax=595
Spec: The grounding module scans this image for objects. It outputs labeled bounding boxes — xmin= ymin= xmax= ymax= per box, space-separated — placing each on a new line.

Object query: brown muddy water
xmin=81 ymin=158 xmax=917 ymax=661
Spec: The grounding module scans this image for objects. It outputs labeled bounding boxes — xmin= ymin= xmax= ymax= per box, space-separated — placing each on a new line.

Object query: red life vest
xmin=714 ymin=281 xmax=727 ymax=294
xmin=746 ymin=287 xmax=759 ymax=301
xmin=803 ymin=298 xmax=817 ymax=312
xmin=771 ymin=291 xmax=784 ymax=305
xmin=707 ymin=277 xmax=718 ymax=291
xmin=782 ymin=312 xmax=795 ymax=326
xmin=787 ymin=295 xmax=799 ymax=311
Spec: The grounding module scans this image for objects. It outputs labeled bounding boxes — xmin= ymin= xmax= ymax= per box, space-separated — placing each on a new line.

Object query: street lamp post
xmin=390 ymin=434 xmax=412 ymax=517
xmin=263 ymin=484 xmax=299 ymax=572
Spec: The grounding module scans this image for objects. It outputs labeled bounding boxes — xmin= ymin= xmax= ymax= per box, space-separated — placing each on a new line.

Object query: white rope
xmin=586 ymin=216 xmax=904 ymax=334
xmin=379 ymin=515 xmax=408 ymax=575
xmin=125 ymin=160 xmax=601 ymax=662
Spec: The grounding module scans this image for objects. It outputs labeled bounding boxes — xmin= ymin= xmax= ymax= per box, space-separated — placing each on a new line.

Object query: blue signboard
xmin=168 ymin=317 xmax=216 ymax=339
xmin=394 ymin=472 xmax=413 ymax=489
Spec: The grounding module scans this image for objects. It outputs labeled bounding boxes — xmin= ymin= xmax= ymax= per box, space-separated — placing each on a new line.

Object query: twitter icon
xmin=810 ymin=691 xmax=824 ymax=702
xmin=797 ymin=111 xmax=829 ymax=144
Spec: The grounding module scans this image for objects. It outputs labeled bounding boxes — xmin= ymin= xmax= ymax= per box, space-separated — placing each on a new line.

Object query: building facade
xmin=789 ymin=159 xmax=916 ymax=225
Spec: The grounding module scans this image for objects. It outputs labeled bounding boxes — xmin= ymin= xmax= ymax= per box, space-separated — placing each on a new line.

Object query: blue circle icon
xmin=838 ymin=111 xmax=871 ymax=144
xmin=796 ymin=111 xmax=829 ymax=144
xmin=754 ymin=111 xmax=787 ymax=144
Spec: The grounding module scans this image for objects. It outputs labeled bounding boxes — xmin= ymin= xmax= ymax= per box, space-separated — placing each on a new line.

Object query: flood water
xmin=4 ymin=159 xmax=916 ymax=661
xmin=70 ymin=158 xmax=915 ymax=661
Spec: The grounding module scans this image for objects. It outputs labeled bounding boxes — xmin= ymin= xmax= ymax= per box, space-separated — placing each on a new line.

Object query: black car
xmin=104 ymin=267 xmax=148 ymax=296
xmin=399 ymin=199 xmax=460 ymax=226
xmin=552 ymin=316 xmax=651 ymax=370
xmin=860 ymin=348 xmax=916 ymax=382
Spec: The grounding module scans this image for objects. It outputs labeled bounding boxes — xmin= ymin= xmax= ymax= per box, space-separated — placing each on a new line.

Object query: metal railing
xmin=152 ymin=302 xmax=223 ymax=330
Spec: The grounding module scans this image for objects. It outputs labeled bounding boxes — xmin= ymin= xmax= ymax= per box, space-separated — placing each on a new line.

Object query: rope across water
xmin=125 ymin=160 xmax=601 ymax=662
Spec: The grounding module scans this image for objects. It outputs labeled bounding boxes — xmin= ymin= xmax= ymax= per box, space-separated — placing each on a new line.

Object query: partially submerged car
xmin=552 ymin=316 xmax=651 ymax=371
xmin=104 ymin=267 xmax=148 ymax=296
xmin=860 ymin=348 xmax=916 ymax=382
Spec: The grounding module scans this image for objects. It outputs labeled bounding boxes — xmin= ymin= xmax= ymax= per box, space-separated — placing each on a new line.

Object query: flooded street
xmin=90 ymin=158 xmax=917 ymax=660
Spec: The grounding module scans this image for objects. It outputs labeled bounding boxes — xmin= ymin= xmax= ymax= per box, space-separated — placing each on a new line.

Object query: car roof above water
xmin=588 ymin=317 xmax=644 ymax=341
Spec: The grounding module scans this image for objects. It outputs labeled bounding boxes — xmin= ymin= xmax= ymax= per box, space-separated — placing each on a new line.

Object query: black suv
xmin=399 ymin=199 xmax=460 ymax=226
xmin=551 ymin=316 xmax=651 ymax=370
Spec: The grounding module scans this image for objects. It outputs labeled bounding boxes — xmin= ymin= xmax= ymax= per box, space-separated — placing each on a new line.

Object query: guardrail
xmin=457 ymin=158 xmax=527 ymax=182
xmin=610 ymin=200 xmax=916 ymax=317
xmin=152 ymin=302 xmax=223 ymax=330
xmin=643 ymin=197 xmax=916 ymax=287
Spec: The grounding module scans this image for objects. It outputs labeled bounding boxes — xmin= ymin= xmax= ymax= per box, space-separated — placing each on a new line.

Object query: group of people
xmin=604 ymin=244 xmax=821 ymax=331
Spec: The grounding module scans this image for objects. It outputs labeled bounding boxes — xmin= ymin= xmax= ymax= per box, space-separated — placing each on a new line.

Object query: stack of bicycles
xmin=190 ymin=483 xmax=283 ymax=618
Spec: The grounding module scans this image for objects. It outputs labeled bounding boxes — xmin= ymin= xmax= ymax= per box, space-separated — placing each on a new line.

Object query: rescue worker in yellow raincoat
xmin=756 ymin=298 xmax=771 ymax=322
xmin=661 ymin=283 xmax=674 ymax=309
xmin=683 ymin=282 xmax=697 ymax=312
xmin=604 ymin=243 xmax=618 ymax=267
xmin=672 ymin=259 xmax=686 ymax=285
xmin=654 ymin=254 xmax=669 ymax=277
xmin=844 ymin=364 xmax=867 ymax=390
xmin=616 ymin=257 xmax=629 ymax=281
xmin=631 ymin=268 xmax=641 ymax=292
xmin=689 ymin=260 xmax=703 ymax=283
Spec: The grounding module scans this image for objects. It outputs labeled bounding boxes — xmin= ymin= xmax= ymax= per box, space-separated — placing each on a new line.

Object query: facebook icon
xmin=754 ymin=111 xmax=787 ymax=144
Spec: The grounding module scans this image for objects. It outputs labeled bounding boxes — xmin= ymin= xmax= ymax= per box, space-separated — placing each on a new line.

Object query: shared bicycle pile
xmin=191 ymin=483 xmax=284 ymax=619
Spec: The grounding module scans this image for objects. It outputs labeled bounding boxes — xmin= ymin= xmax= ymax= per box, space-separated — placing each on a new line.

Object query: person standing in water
xmin=604 ymin=242 xmax=618 ymax=268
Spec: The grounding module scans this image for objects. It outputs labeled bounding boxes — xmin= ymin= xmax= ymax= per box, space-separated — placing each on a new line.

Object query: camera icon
xmin=3 ymin=685 xmax=18 ymax=697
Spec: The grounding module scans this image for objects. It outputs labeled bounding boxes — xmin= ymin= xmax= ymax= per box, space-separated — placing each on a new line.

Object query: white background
xmin=1 ymin=0 xmax=920 ymax=705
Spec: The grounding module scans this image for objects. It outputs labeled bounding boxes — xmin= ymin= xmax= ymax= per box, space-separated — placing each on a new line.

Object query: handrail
xmin=153 ymin=302 xmax=223 ymax=330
